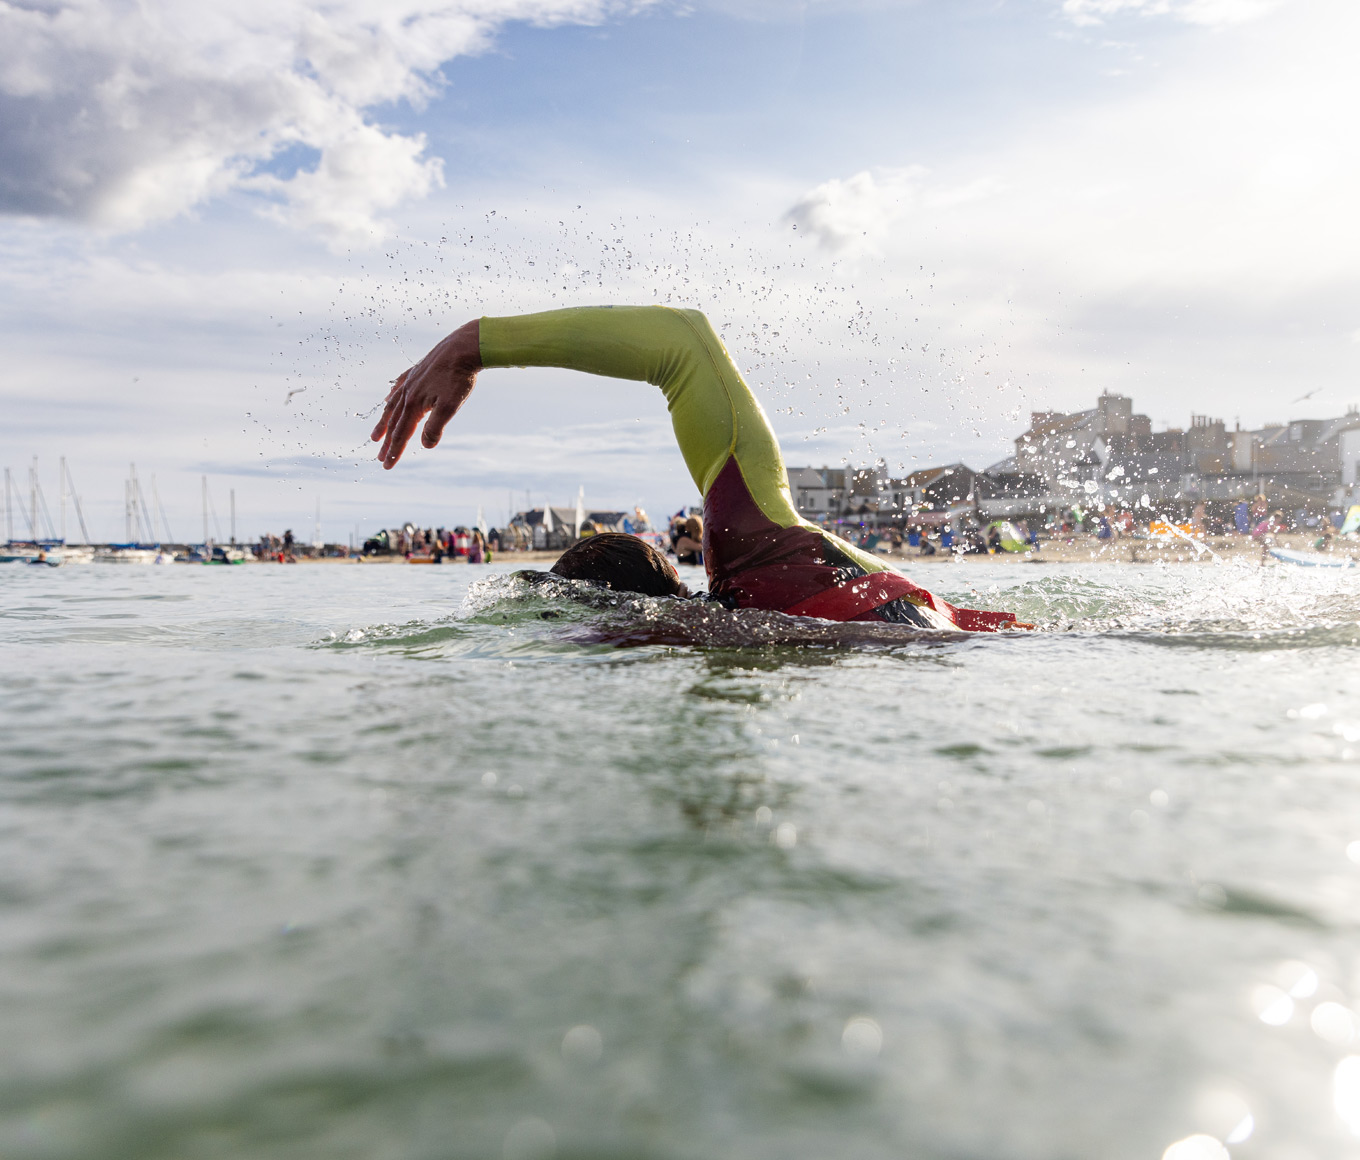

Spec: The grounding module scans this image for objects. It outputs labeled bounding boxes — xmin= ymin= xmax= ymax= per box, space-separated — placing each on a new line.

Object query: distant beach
xmin=318 ymin=533 xmax=1342 ymax=567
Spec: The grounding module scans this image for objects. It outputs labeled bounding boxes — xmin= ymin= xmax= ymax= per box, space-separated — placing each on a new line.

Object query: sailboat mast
xmin=202 ymin=475 xmax=208 ymax=546
xmin=31 ymin=471 xmax=56 ymax=541
xmin=64 ymin=462 xmax=90 ymax=544
xmin=151 ymin=475 xmax=174 ymax=543
xmin=230 ymin=489 xmax=236 ymax=545
xmin=59 ymin=456 xmax=66 ymax=543
xmin=130 ymin=464 xmax=153 ymax=543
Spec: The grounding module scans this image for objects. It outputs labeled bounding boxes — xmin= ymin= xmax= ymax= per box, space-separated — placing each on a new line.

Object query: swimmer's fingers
xmin=370 ymin=369 xmax=411 ymax=443
xmin=377 ymin=371 xmax=432 ymax=465
xmin=421 ymin=398 xmax=459 ymax=449
xmin=374 ymin=387 xmax=405 ymax=461
xmin=376 ymin=375 xmax=420 ymax=465
xmin=381 ymin=397 xmax=427 ymax=469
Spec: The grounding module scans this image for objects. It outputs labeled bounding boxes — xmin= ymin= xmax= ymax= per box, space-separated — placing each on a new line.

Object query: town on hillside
xmin=787 ymin=392 xmax=1360 ymax=541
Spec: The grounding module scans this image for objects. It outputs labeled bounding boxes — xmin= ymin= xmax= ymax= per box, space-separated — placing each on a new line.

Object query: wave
xmin=317 ymin=562 xmax=1360 ymax=657
xmin=934 ymin=561 xmax=1360 ymax=645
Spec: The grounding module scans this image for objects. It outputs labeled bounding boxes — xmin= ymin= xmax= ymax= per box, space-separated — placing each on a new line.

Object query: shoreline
xmin=11 ymin=538 xmax=1343 ymax=567
xmin=318 ymin=534 xmax=1348 ymax=566
xmin=876 ymin=533 xmax=1329 ymax=565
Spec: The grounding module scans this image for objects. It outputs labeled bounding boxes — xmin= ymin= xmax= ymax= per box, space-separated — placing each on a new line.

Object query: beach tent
xmin=1341 ymin=505 xmax=1360 ymax=536
xmin=986 ymin=520 xmax=1028 ymax=552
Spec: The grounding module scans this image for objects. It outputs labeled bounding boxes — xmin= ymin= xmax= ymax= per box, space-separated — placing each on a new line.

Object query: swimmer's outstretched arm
xmin=372 ymin=308 xmax=777 ymax=511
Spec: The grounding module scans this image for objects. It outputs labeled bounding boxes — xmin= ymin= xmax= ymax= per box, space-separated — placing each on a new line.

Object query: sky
xmin=1 ymin=0 xmax=1357 ymax=543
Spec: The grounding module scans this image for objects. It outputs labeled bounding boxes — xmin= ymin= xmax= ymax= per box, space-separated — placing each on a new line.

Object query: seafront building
xmin=505 ymin=505 xmax=632 ymax=550
xmin=788 ymin=394 xmax=1360 ymax=528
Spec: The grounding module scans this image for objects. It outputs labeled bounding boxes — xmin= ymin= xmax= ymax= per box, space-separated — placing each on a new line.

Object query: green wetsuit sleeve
xmin=478 ymin=305 xmax=890 ymax=576
xmin=481 ymin=306 xmax=780 ymax=512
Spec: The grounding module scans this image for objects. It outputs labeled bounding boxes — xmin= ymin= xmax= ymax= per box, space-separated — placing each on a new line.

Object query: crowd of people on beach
xmin=824 ymin=493 xmax=1351 ymax=559
xmin=243 ymin=492 xmax=1348 ymax=566
xmin=361 ymin=525 xmax=498 ymax=562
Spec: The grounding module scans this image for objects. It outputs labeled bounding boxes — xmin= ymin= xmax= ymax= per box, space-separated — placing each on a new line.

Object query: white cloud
xmin=1060 ymin=0 xmax=1283 ymax=27
xmin=0 ymin=0 xmax=650 ymax=246
xmin=784 ymin=167 xmax=1003 ymax=252
xmin=252 ymin=121 xmax=445 ymax=247
xmin=785 ymin=168 xmax=924 ymax=251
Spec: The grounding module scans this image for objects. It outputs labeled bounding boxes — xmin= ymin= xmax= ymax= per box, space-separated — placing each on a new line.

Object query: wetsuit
xmin=480 ymin=306 xmax=1017 ymax=631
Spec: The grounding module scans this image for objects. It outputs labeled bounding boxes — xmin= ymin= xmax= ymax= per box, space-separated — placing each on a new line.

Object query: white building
xmin=786 ymin=467 xmax=848 ymax=518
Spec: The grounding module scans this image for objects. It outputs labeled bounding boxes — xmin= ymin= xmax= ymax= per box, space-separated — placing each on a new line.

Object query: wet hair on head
xmin=550 ymin=533 xmax=686 ymax=598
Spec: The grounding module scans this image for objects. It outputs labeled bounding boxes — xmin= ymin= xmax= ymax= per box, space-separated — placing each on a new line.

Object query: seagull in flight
xmin=285 ymin=386 xmax=307 ymax=405
xmin=1292 ymin=387 xmax=1322 ymax=403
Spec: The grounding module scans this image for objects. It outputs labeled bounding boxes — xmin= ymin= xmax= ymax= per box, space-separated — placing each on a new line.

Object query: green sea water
xmin=3 ymin=559 xmax=1360 ymax=1160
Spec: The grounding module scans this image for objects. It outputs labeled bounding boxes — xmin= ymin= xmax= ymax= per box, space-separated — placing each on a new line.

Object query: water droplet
xmin=1313 ymin=1002 xmax=1356 ymax=1044
xmin=841 ymin=1016 xmax=882 ymax=1058
xmin=1251 ymin=983 xmax=1294 ymax=1025
xmin=561 ymin=1024 xmax=603 ymax=1063
xmin=503 ymin=1117 xmax=555 ymax=1160
xmin=1277 ymin=960 xmax=1318 ymax=998
xmin=1161 ymin=1134 xmax=1228 ymax=1160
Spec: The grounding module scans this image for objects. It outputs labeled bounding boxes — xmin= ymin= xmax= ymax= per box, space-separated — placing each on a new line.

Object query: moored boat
xmin=95 ymin=547 xmax=162 ymax=565
xmin=1268 ymin=547 xmax=1358 ymax=568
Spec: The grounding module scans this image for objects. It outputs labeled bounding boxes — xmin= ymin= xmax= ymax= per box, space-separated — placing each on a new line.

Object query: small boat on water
xmin=1268 ymin=547 xmax=1358 ymax=568
xmin=174 ymin=545 xmax=246 ymax=565
xmin=96 ymin=547 xmax=163 ymax=565
xmin=2 ymin=541 xmax=92 ymax=565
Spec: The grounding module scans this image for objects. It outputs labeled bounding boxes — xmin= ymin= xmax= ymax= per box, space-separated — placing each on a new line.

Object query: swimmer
xmin=371 ymin=306 xmax=1021 ymax=631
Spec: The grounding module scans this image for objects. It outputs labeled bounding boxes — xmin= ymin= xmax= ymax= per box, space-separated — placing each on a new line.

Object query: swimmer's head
xmin=550 ymin=532 xmax=689 ymax=598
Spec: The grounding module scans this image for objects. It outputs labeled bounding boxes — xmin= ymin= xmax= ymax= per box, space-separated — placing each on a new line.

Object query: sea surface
xmin=3 ymin=558 xmax=1360 ymax=1160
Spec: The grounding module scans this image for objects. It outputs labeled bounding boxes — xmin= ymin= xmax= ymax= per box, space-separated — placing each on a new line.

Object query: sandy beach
xmin=335 ymin=534 xmax=1351 ymax=568
xmin=880 ymin=532 xmax=1348 ymax=565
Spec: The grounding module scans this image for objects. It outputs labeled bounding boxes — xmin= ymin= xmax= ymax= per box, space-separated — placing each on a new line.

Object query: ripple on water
xmin=2 ymin=560 xmax=1360 ymax=1159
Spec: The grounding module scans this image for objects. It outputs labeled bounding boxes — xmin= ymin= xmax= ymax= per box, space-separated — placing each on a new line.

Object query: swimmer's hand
xmin=371 ymin=319 xmax=481 ymax=469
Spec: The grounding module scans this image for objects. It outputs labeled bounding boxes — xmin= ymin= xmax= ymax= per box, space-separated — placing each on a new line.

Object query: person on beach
xmin=371 ymin=306 xmax=1021 ymax=631
xmin=674 ymin=515 xmax=704 ymax=566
